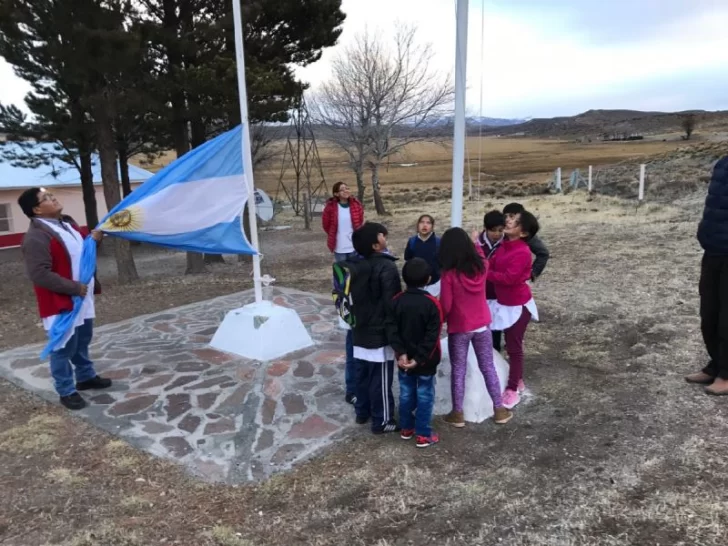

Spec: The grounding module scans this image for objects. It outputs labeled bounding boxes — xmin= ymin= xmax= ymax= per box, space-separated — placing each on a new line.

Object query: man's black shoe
xmin=355 ymin=415 xmax=369 ymax=425
xmin=76 ymin=376 xmax=112 ymax=391
xmin=60 ymin=392 xmax=87 ymax=410
xmin=345 ymin=393 xmax=357 ymax=405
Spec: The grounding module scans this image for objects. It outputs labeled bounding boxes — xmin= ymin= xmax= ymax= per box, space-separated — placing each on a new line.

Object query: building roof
xmin=0 ymin=141 xmax=154 ymax=190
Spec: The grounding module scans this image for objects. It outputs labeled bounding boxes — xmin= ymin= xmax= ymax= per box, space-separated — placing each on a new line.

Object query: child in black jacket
xmin=351 ymin=222 xmax=402 ymax=434
xmin=389 ymin=258 xmax=444 ymax=448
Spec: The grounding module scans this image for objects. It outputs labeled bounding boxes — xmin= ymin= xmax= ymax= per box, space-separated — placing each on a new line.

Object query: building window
xmin=0 ymin=204 xmax=11 ymax=233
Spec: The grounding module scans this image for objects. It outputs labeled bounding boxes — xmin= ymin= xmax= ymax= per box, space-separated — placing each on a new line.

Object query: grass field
xmin=2 ymin=187 xmax=726 ymax=545
xmin=2 ymin=135 xmax=723 ymax=545
xmin=138 ymin=135 xmax=692 ymax=197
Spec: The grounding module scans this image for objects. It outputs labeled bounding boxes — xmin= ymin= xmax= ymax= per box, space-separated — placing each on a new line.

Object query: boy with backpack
xmin=389 ymin=258 xmax=444 ymax=448
xmin=332 ymin=222 xmax=402 ymax=434
xmin=403 ymin=214 xmax=441 ymax=296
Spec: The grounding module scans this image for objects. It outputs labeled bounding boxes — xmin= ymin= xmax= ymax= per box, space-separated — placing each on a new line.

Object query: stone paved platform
xmin=0 ymin=288 xmax=368 ymax=483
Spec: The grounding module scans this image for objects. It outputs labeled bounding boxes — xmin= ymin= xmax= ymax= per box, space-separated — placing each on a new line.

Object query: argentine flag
xmin=99 ymin=126 xmax=256 ymax=255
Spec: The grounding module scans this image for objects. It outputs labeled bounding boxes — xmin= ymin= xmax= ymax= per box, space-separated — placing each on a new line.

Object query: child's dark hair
xmin=332 ymin=181 xmax=347 ymax=195
xmin=438 ymin=227 xmax=485 ymax=277
xmin=402 ymin=258 xmax=431 ymax=288
xmin=503 ymin=202 xmax=525 ymax=215
xmin=518 ymin=210 xmax=540 ymax=240
xmin=417 ymin=214 xmax=435 ymax=227
xmin=483 ymin=210 xmax=505 ymax=230
xmin=352 ymin=222 xmax=388 ymax=258
xmin=18 ymin=187 xmax=42 ymax=218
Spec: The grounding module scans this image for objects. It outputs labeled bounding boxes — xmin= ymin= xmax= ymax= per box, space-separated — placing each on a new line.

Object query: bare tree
xmin=313 ymin=26 xmax=453 ymax=214
xmin=310 ymin=52 xmax=373 ymax=202
xmin=681 ymin=113 xmax=696 ymax=140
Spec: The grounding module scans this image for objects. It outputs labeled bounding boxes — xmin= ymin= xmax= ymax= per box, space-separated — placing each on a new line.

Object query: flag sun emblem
xmin=101 ymin=207 xmax=142 ymax=232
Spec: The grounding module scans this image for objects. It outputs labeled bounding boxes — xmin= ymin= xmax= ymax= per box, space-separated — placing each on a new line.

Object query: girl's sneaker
xmin=517 ymin=380 xmax=526 ymax=394
xmin=493 ymin=407 xmax=513 ymax=424
xmin=502 ymin=389 xmax=520 ymax=409
xmin=416 ymin=433 xmax=440 ymax=448
xmin=400 ymin=429 xmax=415 ymax=440
xmin=442 ymin=411 xmax=465 ymax=428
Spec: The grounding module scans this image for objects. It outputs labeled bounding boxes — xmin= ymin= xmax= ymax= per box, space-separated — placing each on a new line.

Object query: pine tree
xmin=139 ymin=0 xmax=345 ymax=273
xmin=0 ymin=0 xmax=143 ymax=283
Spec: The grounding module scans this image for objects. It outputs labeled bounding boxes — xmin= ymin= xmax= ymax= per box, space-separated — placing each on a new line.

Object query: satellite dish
xmin=253 ymin=189 xmax=274 ymax=222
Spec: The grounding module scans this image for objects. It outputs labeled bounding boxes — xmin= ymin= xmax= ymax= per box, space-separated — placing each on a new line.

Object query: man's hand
xmin=78 ymin=283 xmax=88 ymax=297
xmin=91 ymin=230 xmax=103 ymax=242
xmin=471 ymin=229 xmax=480 ymax=244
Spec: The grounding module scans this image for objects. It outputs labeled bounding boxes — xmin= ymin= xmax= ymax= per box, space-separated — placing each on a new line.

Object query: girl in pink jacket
xmin=488 ymin=210 xmax=541 ymax=410
xmin=438 ymin=227 xmax=513 ymax=427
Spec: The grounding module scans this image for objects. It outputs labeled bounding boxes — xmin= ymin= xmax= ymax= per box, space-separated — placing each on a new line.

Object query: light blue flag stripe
xmin=98 ymin=126 xmax=256 ymax=255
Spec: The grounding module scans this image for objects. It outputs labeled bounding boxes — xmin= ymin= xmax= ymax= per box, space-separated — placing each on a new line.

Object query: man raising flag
xmin=18 ymin=187 xmax=112 ymax=410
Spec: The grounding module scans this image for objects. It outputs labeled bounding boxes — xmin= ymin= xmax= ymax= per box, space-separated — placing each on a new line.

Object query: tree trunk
xmin=95 ymin=105 xmax=139 ymax=284
xmin=238 ymin=203 xmax=251 ymax=263
xmin=119 ymin=147 xmax=132 ymax=197
xmin=205 ymin=254 xmax=225 ymax=264
xmin=371 ymin=163 xmax=387 ymax=215
xmin=355 ymin=168 xmax=366 ymax=203
xmin=79 ymin=152 xmax=99 ymax=229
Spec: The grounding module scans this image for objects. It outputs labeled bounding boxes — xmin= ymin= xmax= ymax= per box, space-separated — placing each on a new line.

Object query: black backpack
xmin=332 ymin=256 xmax=373 ymax=328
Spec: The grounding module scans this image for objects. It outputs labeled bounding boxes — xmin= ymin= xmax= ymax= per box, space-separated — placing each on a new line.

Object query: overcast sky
xmin=2 ymin=0 xmax=728 ymax=119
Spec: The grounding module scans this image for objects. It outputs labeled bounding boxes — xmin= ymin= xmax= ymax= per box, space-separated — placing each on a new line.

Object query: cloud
xmin=491 ymin=0 xmax=727 ymax=44
xmin=2 ymin=0 xmax=726 ymax=120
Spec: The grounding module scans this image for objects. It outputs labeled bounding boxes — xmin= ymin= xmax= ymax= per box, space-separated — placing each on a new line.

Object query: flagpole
xmin=451 ymin=0 xmax=468 ymax=228
xmin=232 ymin=0 xmax=263 ymax=303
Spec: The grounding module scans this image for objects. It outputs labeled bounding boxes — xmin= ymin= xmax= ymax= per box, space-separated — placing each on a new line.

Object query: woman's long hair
xmin=438 ymin=227 xmax=485 ymax=277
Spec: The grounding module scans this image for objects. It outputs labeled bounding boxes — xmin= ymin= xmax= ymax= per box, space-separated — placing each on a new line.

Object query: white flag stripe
xmin=132 ymin=175 xmax=247 ymax=235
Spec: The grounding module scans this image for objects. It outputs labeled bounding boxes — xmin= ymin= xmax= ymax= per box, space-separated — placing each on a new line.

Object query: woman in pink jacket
xmin=439 ymin=227 xmax=513 ymax=427
xmin=488 ymin=210 xmax=540 ymax=410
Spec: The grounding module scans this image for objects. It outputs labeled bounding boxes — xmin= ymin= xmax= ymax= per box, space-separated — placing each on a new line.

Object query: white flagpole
xmin=451 ymin=0 xmax=469 ymax=228
xmin=232 ymin=0 xmax=263 ymax=303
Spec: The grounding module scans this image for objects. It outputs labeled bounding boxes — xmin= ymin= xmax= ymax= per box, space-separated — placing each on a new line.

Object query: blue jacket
xmin=698 ymin=156 xmax=728 ymax=256
xmin=404 ymin=234 xmax=441 ymax=284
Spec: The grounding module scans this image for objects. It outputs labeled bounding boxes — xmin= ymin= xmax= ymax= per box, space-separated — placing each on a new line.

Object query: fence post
xmin=555 ymin=167 xmax=562 ymax=193
xmin=638 ymin=164 xmax=645 ymax=202
xmin=588 ymin=165 xmax=593 ymax=192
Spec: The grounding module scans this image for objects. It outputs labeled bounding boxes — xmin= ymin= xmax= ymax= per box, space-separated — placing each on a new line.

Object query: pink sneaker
xmin=517 ymin=380 xmax=526 ymax=394
xmin=502 ymin=389 xmax=520 ymax=410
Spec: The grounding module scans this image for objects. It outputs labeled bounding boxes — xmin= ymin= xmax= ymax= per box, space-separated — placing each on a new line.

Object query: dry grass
xmin=0 ymin=414 xmax=63 ymax=454
xmin=2 ymin=155 xmax=728 ymax=545
xmin=45 ymin=467 xmax=88 ymax=487
xmin=59 ymin=524 xmax=141 ymax=546
xmin=204 ymin=526 xmax=254 ymax=546
xmin=134 ymin=136 xmax=690 ymax=197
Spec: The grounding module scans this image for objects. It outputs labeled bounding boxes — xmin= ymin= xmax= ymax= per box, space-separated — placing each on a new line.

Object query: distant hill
xmin=484 ymin=109 xmax=728 ymax=139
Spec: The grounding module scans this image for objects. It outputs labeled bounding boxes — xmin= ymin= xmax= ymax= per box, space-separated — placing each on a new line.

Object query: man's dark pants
xmin=700 ymin=254 xmax=728 ymax=380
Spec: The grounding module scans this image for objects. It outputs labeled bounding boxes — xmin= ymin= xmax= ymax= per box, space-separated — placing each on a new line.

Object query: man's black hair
xmin=18 ymin=187 xmax=41 ymax=218
xmin=519 ymin=210 xmax=540 ymax=240
xmin=503 ymin=202 xmax=525 ymax=215
xmin=402 ymin=257 xmax=431 ymax=288
xmin=483 ymin=210 xmax=505 ymax=230
xmin=352 ymin=222 xmax=388 ymax=258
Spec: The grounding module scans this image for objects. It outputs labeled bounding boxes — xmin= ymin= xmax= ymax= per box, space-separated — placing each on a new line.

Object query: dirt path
xmin=1 ymin=193 xmax=726 ymax=546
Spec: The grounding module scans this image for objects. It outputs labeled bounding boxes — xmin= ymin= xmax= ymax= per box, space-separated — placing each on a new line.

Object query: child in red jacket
xmin=488 ymin=210 xmax=540 ymax=410
xmin=439 ymin=227 xmax=513 ymax=427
